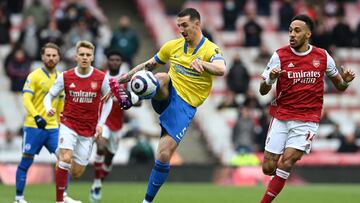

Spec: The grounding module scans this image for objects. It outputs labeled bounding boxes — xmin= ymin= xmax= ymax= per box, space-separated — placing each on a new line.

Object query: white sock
xmin=142 ymin=200 xmax=151 ymax=203
xmin=15 ymin=195 xmax=24 ymax=201
xmin=92 ymin=179 xmax=102 ymax=188
xmin=94 ymin=154 xmax=105 ymax=162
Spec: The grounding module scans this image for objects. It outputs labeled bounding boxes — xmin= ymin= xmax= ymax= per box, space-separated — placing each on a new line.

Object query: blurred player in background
xmin=89 ymin=50 xmax=133 ymax=202
xmin=14 ymin=43 xmax=65 ymax=203
xmin=44 ymin=41 xmax=113 ymax=203
xmin=109 ymin=8 xmax=226 ymax=203
xmin=259 ymin=15 xmax=355 ymax=203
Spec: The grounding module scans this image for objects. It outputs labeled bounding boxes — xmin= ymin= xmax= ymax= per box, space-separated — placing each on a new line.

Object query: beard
xmin=44 ymin=61 xmax=56 ymax=69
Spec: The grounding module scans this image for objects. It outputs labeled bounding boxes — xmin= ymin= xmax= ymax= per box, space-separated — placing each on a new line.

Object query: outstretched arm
xmin=118 ymin=58 xmax=159 ymax=83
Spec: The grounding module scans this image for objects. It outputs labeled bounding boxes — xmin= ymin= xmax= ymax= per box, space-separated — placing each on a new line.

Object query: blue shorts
xmin=151 ymin=81 xmax=196 ymax=144
xmin=22 ymin=127 xmax=59 ymax=155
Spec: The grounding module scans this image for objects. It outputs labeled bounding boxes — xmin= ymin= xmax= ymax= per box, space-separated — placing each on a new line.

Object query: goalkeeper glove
xmin=34 ymin=115 xmax=47 ymax=129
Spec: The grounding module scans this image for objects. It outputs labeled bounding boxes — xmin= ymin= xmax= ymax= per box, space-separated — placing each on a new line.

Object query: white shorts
xmin=102 ymin=125 xmax=126 ymax=154
xmin=58 ymin=124 xmax=95 ymax=166
xmin=265 ymin=118 xmax=319 ymax=154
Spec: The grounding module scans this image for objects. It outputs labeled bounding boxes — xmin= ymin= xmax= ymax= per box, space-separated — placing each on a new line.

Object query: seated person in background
xmin=326 ymin=124 xmax=344 ymax=139
xmin=354 ymin=122 xmax=360 ymax=140
xmin=337 ymin=134 xmax=359 ymax=153
xmin=129 ymin=132 xmax=155 ymax=164
xmin=320 ymin=109 xmax=335 ymax=125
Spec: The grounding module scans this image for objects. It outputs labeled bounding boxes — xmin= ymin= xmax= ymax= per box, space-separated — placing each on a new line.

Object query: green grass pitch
xmin=1 ymin=183 xmax=360 ymax=203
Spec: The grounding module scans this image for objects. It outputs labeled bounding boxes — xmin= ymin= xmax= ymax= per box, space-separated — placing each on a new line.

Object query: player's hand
xmin=340 ymin=66 xmax=355 ymax=83
xmin=34 ymin=115 xmax=47 ymax=129
xmin=46 ymin=108 xmax=56 ymax=117
xmin=94 ymin=125 xmax=103 ymax=142
xmin=102 ymin=77 xmax=119 ymax=102
xmin=190 ymin=58 xmax=204 ymax=74
xmin=269 ymin=67 xmax=286 ymax=80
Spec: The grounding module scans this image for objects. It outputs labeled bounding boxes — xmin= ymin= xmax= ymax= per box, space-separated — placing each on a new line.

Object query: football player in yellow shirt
xmin=109 ymin=8 xmax=226 ymax=203
xmin=15 ymin=43 xmax=80 ymax=203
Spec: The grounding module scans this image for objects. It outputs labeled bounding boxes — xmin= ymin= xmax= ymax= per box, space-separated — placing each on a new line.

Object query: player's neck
xmin=188 ymin=33 xmax=204 ymax=48
xmin=77 ymin=66 xmax=91 ymax=75
xmin=109 ymin=69 xmax=120 ymax=76
xmin=294 ymin=43 xmax=310 ymax=53
xmin=44 ymin=66 xmax=56 ymax=73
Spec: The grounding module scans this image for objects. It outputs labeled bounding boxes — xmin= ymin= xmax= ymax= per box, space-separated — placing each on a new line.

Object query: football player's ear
xmin=195 ymin=19 xmax=200 ymax=27
xmin=306 ymin=31 xmax=311 ymax=39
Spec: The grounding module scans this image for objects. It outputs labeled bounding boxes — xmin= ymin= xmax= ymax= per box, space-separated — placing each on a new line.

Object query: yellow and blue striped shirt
xmin=23 ymin=67 xmax=64 ymax=129
xmin=154 ymin=37 xmax=225 ymax=107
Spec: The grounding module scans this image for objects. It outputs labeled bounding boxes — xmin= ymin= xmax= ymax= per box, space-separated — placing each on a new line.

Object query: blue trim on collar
xmin=41 ymin=67 xmax=50 ymax=78
xmin=193 ymin=37 xmax=206 ymax=55
xmin=184 ymin=41 xmax=188 ymax=54
xmin=23 ymin=90 xmax=34 ymax=94
xmin=183 ymin=37 xmax=206 ymax=55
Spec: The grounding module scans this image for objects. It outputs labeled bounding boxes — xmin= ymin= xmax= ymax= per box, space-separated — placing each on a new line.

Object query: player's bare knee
xmin=60 ymin=156 xmax=72 ymax=164
xmin=71 ymin=170 xmax=82 ymax=179
xmin=157 ymin=151 xmax=171 ymax=163
xmin=279 ymin=156 xmax=299 ymax=171
xmin=71 ymin=167 xmax=85 ymax=178
xmin=96 ymin=146 xmax=106 ymax=155
xmin=262 ymin=163 xmax=276 ymax=175
xmin=154 ymin=72 xmax=168 ymax=85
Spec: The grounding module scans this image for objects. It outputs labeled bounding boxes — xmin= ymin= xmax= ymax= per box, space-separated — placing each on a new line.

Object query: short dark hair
xmin=177 ymin=8 xmax=200 ymax=21
xmin=291 ymin=15 xmax=314 ymax=32
xmin=106 ymin=50 xmax=122 ymax=59
xmin=41 ymin=42 xmax=60 ymax=55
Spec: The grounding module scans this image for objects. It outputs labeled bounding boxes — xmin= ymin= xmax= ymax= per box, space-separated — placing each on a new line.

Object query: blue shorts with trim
xmin=22 ymin=127 xmax=59 ymax=155
xmin=151 ymin=81 xmax=196 ymax=144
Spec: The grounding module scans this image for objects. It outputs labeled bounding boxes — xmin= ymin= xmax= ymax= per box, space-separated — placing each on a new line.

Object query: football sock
xmin=64 ymin=174 xmax=72 ymax=195
xmin=15 ymin=156 xmax=34 ymax=198
xmin=94 ymin=153 xmax=105 ymax=181
xmin=101 ymin=163 xmax=112 ymax=180
xmin=144 ymin=160 xmax=170 ymax=202
xmin=56 ymin=161 xmax=71 ymax=202
xmin=261 ymin=168 xmax=290 ymax=203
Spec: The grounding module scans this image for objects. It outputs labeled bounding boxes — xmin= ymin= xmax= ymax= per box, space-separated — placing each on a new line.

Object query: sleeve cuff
xmin=154 ymin=54 xmax=166 ymax=65
xmin=23 ymin=90 xmax=34 ymax=94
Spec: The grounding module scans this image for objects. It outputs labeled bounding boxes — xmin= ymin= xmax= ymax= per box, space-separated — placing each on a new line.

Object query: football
xmin=130 ymin=70 xmax=158 ymax=99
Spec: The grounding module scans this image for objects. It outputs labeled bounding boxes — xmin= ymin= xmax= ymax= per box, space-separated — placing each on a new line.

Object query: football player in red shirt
xmin=89 ymin=50 xmax=133 ymax=201
xmin=44 ymin=41 xmax=113 ymax=203
xmin=259 ymin=15 xmax=355 ymax=203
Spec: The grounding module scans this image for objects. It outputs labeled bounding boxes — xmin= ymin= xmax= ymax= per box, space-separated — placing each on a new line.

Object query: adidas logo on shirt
xmin=288 ymin=62 xmax=295 ymax=68
xmin=70 ymin=83 xmax=76 ymax=88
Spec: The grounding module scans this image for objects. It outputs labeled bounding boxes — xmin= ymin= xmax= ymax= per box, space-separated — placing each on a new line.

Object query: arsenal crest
xmin=313 ymin=59 xmax=320 ymax=68
xmin=91 ymin=82 xmax=98 ymax=89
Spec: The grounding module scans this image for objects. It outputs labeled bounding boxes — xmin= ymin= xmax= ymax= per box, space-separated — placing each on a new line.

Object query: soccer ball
xmin=130 ymin=70 xmax=158 ymax=99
